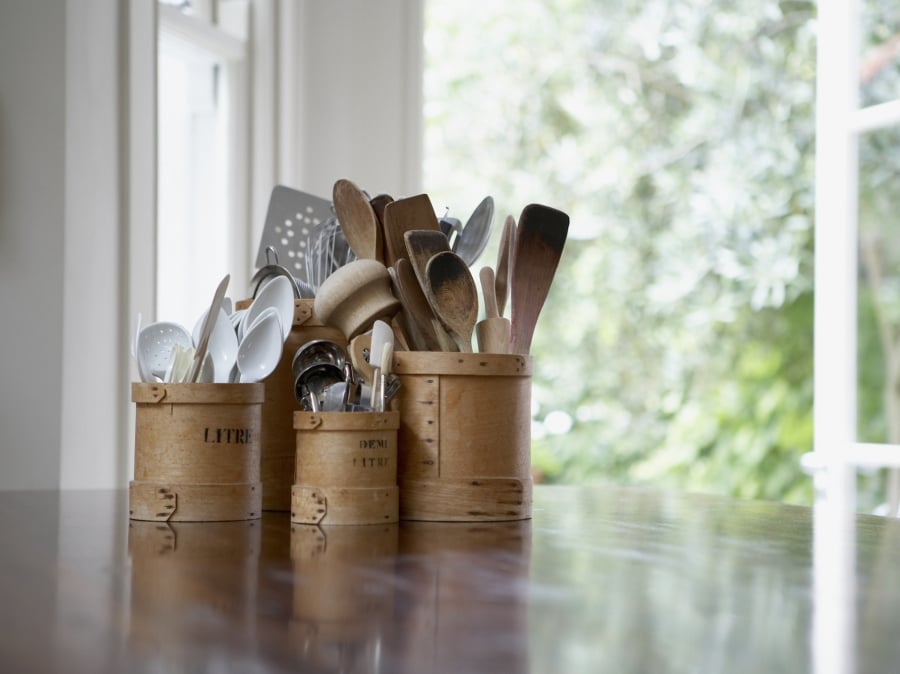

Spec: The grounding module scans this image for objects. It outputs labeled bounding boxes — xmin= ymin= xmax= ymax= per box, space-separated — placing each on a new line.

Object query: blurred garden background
xmin=422 ymin=0 xmax=900 ymax=511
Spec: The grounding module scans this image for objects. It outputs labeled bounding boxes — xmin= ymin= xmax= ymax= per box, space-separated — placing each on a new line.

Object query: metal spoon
xmin=452 ymin=195 xmax=494 ymax=266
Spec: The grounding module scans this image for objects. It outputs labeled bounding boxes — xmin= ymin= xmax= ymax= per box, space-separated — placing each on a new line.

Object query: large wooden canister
xmin=291 ymin=411 xmax=400 ymax=525
xmin=235 ymin=298 xmax=347 ymax=511
xmin=130 ymin=382 xmax=264 ymax=522
xmin=392 ymin=352 xmax=533 ymax=521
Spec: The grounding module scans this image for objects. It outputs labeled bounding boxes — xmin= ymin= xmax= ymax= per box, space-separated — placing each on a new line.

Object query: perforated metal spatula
xmin=256 ymin=185 xmax=335 ymax=283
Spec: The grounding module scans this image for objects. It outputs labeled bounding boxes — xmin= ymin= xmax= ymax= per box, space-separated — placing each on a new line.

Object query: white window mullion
xmin=812 ymin=0 xmax=859 ymax=479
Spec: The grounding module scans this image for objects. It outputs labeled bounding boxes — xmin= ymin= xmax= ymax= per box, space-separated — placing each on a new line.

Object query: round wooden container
xmin=391 ymin=352 xmax=533 ymax=521
xmin=130 ymin=382 xmax=264 ymax=522
xmin=291 ymin=411 xmax=400 ymax=525
xmin=235 ymin=298 xmax=347 ymax=512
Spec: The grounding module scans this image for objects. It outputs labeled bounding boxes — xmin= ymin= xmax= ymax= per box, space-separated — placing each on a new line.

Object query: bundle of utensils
xmin=131 ymin=273 xmax=295 ymax=384
xmin=292 ymin=320 xmax=399 ymax=413
xmin=304 ymin=178 xmax=569 ymax=355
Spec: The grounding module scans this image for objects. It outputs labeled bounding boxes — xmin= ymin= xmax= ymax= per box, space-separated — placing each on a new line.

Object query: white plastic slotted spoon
xmin=138 ymin=321 xmax=193 ymax=381
xmin=236 ymin=310 xmax=284 ymax=383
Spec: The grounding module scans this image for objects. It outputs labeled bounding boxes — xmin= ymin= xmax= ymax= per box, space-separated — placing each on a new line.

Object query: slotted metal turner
xmin=255 ymin=185 xmax=337 ymax=283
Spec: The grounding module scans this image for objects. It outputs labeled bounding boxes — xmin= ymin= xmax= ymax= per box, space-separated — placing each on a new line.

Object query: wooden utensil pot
xmin=291 ymin=411 xmax=400 ymax=525
xmin=130 ymin=382 xmax=264 ymax=522
xmin=392 ymin=352 xmax=533 ymax=521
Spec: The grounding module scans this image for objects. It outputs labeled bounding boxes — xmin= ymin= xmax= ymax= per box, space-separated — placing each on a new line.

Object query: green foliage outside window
xmin=424 ymin=0 xmax=900 ymax=511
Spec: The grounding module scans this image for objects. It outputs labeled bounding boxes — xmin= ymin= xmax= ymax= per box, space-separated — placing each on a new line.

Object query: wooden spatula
xmin=382 ymin=194 xmax=441 ymax=267
xmin=509 ymin=204 xmax=569 ymax=354
xmin=495 ymin=214 xmax=516 ymax=318
xmin=393 ymin=258 xmax=444 ymax=351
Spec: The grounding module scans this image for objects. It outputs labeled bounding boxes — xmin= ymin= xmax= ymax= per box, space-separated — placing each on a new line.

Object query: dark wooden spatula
xmin=509 ymin=204 xmax=569 ymax=354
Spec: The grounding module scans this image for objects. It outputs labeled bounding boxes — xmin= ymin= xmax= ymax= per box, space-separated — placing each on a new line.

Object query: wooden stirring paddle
xmin=509 ymin=204 xmax=569 ymax=354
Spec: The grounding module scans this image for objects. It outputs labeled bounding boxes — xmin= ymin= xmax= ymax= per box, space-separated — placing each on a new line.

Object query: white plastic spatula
xmin=369 ymin=320 xmax=394 ymax=370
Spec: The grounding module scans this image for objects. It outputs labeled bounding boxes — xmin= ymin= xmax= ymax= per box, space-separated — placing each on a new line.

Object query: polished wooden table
xmin=0 ymin=485 xmax=897 ymax=673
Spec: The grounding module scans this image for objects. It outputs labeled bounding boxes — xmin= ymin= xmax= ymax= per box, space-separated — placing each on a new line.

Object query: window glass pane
xmin=860 ymin=2 xmax=900 ymax=107
xmin=857 ymin=125 xmax=900 ymax=511
xmin=157 ymin=31 xmax=233 ymax=325
xmin=424 ymin=0 xmax=816 ymax=504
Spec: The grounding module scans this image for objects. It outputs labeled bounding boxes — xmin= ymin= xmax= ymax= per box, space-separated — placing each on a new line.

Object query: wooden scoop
xmin=509 ymin=204 xmax=569 ymax=354
xmin=332 ymin=178 xmax=383 ymax=261
xmin=475 ymin=266 xmax=510 ymax=353
xmin=424 ymin=251 xmax=478 ymax=353
xmin=382 ymin=193 xmax=441 ymax=267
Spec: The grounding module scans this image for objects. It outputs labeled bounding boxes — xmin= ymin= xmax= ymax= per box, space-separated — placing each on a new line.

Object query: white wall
xmin=0 ymin=1 xmax=67 ymax=489
xmin=289 ymin=0 xmax=423 ymax=199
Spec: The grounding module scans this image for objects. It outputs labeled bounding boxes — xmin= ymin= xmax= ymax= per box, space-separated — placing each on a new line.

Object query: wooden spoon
xmin=495 ymin=214 xmax=516 ymax=318
xmin=332 ymin=178 xmax=383 ymax=261
xmin=424 ymin=251 xmax=478 ymax=353
xmin=475 ymin=266 xmax=510 ymax=353
xmin=509 ymin=204 xmax=570 ymax=354
xmin=382 ymin=193 xmax=441 ymax=267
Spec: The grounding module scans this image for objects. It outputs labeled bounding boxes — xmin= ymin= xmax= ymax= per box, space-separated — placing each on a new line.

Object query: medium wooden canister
xmin=392 ymin=352 xmax=533 ymax=521
xmin=130 ymin=382 xmax=264 ymax=522
xmin=291 ymin=411 xmax=400 ymax=525
xmin=234 ymin=298 xmax=347 ymax=511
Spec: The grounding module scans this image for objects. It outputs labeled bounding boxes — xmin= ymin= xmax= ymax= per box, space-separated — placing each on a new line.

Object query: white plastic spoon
xmin=236 ymin=310 xmax=284 ymax=383
xmin=192 ymin=308 xmax=239 ymax=383
xmin=241 ymin=275 xmax=295 ymax=342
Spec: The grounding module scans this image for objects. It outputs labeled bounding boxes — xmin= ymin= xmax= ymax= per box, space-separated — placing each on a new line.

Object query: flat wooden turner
xmin=382 ymin=194 xmax=442 ymax=267
xmin=509 ymin=204 xmax=569 ymax=354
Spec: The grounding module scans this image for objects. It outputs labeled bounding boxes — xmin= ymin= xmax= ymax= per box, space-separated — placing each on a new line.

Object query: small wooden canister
xmin=234 ymin=298 xmax=347 ymax=512
xmin=291 ymin=411 xmax=400 ymax=525
xmin=392 ymin=352 xmax=533 ymax=521
xmin=130 ymin=382 xmax=264 ymax=522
